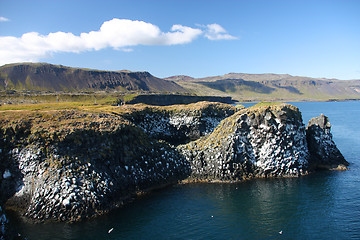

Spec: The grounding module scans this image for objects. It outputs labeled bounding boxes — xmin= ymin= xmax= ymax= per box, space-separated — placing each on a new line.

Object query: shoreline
xmin=0 ymin=102 xmax=349 ymax=226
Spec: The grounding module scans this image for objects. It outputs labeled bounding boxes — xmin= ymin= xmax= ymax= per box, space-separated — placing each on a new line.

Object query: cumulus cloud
xmin=0 ymin=18 xmax=235 ymax=65
xmin=204 ymin=24 xmax=238 ymax=40
xmin=0 ymin=17 xmax=10 ymax=22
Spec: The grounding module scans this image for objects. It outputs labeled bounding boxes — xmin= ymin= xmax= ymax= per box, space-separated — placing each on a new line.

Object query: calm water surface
xmin=10 ymin=101 xmax=360 ymax=240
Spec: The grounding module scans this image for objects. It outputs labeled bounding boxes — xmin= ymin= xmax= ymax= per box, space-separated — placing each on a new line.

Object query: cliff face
xmin=178 ymin=104 xmax=310 ymax=181
xmin=0 ymin=111 xmax=189 ymax=222
xmin=178 ymin=104 xmax=348 ymax=182
xmin=181 ymin=104 xmax=349 ymax=182
xmin=0 ymin=102 xmax=348 ymax=223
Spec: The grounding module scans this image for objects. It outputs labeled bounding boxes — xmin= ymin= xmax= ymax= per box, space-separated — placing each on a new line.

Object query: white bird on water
xmin=108 ymin=228 xmax=114 ymax=234
xmin=279 ymin=230 xmax=283 ymax=235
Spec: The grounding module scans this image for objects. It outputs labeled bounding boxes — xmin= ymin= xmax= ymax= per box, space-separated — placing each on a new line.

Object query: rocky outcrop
xmin=306 ymin=114 xmax=348 ymax=170
xmin=0 ymin=102 xmax=348 ymax=224
xmin=178 ymin=104 xmax=310 ymax=181
xmin=178 ymin=104 xmax=348 ymax=182
xmin=0 ymin=111 xmax=189 ymax=222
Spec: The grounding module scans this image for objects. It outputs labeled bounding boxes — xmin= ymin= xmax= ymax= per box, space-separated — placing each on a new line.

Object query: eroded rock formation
xmin=306 ymin=114 xmax=348 ymax=170
xmin=178 ymin=104 xmax=310 ymax=181
xmin=0 ymin=102 xmax=348 ymax=223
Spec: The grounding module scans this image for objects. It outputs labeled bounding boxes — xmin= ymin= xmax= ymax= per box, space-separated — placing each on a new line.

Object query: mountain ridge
xmin=0 ymin=63 xmax=186 ymax=93
xmin=167 ymin=71 xmax=360 ymax=82
xmin=168 ymin=72 xmax=360 ymax=101
xmin=1 ymin=62 xmax=360 ymax=101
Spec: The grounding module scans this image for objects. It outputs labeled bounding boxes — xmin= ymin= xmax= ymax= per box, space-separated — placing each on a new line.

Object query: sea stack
xmin=306 ymin=114 xmax=348 ymax=170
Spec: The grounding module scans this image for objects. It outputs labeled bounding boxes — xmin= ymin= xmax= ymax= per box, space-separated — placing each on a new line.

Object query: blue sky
xmin=0 ymin=0 xmax=359 ymax=80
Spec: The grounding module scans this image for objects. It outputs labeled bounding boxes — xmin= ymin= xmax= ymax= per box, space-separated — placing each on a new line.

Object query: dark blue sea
xmin=9 ymin=101 xmax=360 ymax=240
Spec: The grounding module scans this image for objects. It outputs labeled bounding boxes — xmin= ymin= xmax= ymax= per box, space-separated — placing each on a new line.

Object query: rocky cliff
xmin=178 ymin=103 xmax=348 ymax=182
xmin=0 ymin=102 xmax=348 ymax=225
xmin=0 ymin=111 xmax=190 ymax=222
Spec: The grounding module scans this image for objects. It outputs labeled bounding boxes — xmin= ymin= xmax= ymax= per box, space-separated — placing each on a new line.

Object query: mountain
xmin=0 ymin=63 xmax=186 ymax=92
xmin=1 ymin=63 xmax=360 ymax=102
xmin=164 ymin=75 xmax=194 ymax=81
xmin=169 ymin=73 xmax=360 ymax=101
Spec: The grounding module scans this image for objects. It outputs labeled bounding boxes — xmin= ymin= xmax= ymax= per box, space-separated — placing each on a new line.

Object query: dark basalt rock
xmin=306 ymin=114 xmax=349 ymax=170
xmin=0 ymin=204 xmax=9 ymax=240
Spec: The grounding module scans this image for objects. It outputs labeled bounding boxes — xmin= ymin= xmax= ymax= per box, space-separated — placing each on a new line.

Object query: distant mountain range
xmin=0 ymin=63 xmax=185 ymax=93
xmin=1 ymin=63 xmax=360 ymax=101
xmin=166 ymin=73 xmax=360 ymax=101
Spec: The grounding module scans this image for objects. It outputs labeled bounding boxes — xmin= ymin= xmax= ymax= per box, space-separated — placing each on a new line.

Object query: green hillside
xmin=169 ymin=73 xmax=360 ymax=101
xmin=0 ymin=63 xmax=186 ymax=93
xmin=1 ymin=63 xmax=360 ymax=102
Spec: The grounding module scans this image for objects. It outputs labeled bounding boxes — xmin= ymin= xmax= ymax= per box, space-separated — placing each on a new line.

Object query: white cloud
xmin=0 ymin=17 xmax=10 ymax=22
xmin=0 ymin=18 xmax=235 ymax=65
xmin=164 ymin=25 xmax=203 ymax=45
xmin=205 ymin=24 xmax=238 ymax=40
xmin=120 ymin=48 xmax=134 ymax=52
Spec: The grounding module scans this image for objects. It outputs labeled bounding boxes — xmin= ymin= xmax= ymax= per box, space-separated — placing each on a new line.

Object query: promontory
xmin=0 ymin=101 xmax=348 ymax=228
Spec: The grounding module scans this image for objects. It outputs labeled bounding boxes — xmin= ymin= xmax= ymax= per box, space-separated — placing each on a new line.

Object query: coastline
xmin=0 ymin=101 xmax=348 ymax=226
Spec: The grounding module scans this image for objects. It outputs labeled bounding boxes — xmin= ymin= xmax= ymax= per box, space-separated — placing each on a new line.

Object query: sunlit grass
xmin=250 ymin=102 xmax=283 ymax=108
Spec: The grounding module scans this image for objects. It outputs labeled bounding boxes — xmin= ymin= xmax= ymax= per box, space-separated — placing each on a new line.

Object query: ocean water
xmin=9 ymin=101 xmax=360 ymax=240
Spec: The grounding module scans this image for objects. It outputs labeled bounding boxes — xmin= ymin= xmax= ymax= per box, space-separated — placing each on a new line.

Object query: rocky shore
xmin=0 ymin=102 xmax=348 ymax=228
